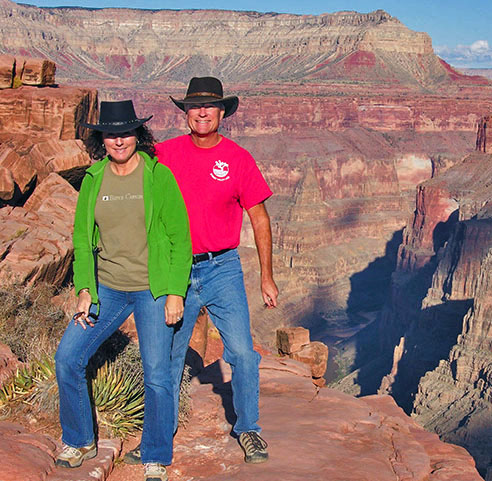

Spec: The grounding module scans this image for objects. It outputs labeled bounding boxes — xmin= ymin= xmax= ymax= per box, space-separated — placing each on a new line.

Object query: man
xmin=162 ymin=76 xmax=278 ymax=464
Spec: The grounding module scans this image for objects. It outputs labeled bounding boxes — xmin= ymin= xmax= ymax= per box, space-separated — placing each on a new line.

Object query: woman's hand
xmin=73 ymin=290 xmax=94 ymax=330
xmin=165 ymin=294 xmax=184 ymax=326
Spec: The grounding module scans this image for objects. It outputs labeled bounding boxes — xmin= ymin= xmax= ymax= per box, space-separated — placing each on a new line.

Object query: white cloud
xmin=435 ymin=39 xmax=492 ymax=68
xmin=470 ymin=40 xmax=489 ymax=54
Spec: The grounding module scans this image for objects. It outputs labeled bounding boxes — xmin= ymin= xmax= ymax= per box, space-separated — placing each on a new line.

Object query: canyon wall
xmin=0 ymin=0 xmax=489 ymax=92
xmin=365 ymin=149 xmax=492 ymax=475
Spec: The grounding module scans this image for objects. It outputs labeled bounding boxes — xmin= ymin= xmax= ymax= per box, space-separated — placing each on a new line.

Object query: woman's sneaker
xmin=55 ymin=441 xmax=97 ymax=468
xmin=123 ymin=444 xmax=141 ymax=464
xmin=144 ymin=463 xmax=168 ymax=481
xmin=238 ymin=431 xmax=269 ymax=463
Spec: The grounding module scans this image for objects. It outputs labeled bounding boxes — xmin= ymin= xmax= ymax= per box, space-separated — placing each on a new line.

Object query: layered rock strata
xmin=0 ymin=79 xmax=95 ymax=283
xmin=0 ymin=2 xmax=488 ymax=92
xmin=372 ymin=150 xmax=492 ymax=474
xmin=0 ymin=54 xmax=56 ymax=88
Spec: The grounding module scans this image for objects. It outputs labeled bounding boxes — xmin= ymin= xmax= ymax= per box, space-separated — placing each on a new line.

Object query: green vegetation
xmin=0 ymin=283 xmax=192 ymax=437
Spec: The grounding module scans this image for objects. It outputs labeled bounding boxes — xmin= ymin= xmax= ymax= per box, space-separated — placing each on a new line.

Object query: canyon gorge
xmin=1 ymin=0 xmax=492 ymax=478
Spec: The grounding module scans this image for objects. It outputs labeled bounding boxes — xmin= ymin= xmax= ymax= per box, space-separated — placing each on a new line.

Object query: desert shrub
xmin=0 ymin=356 xmax=144 ymax=438
xmin=0 ymin=283 xmax=67 ymax=361
xmin=0 ymin=282 xmax=193 ymax=432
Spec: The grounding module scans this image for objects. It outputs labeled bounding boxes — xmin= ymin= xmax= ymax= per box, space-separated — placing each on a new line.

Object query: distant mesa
xmin=0 ymin=2 xmax=488 ymax=89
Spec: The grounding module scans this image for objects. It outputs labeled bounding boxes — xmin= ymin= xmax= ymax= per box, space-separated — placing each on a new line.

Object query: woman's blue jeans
xmin=55 ymin=284 xmax=174 ymax=465
xmin=172 ymin=248 xmax=261 ymax=435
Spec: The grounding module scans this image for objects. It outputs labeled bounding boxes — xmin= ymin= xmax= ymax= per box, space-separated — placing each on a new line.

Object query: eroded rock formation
xmin=0 ymin=70 xmax=96 ymax=283
xmin=363 ymin=129 xmax=492 ymax=474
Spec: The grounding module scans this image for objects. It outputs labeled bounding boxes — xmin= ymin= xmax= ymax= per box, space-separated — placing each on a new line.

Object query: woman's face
xmin=102 ymin=130 xmax=137 ymax=164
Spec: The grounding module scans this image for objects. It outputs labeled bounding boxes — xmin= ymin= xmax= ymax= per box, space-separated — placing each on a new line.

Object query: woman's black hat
xmin=170 ymin=77 xmax=239 ymax=118
xmin=81 ymin=100 xmax=153 ymax=133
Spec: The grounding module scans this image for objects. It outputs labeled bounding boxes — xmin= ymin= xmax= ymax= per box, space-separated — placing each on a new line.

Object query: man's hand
xmin=262 ymin=276 xmax=279 ymax=309
xmin=165 ymin=294 xmax=184 ymax=325
xmin=247 ymin=202 xmax=279 ymax=308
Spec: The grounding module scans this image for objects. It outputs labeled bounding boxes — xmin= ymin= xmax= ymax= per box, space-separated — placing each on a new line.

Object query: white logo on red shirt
xmin=211 ymin=160 xmax=230 ymax=181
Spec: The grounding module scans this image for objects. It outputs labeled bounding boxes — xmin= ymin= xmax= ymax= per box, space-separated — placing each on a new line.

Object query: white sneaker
xmin=144 ymin=462 xmax=168 ymax=481
xmin=55 ymin=441 xmax=97 ymax=468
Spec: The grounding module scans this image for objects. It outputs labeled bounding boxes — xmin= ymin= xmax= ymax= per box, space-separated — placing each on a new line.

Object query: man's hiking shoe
xmin=238 ymin=431 xmax=269 ymax=463
xmin=55 ymin=441 xmax=97 ymax=468
xmin=124 ymin=444 xmax=141 ymax=464
xmin=144 ymin=463 xmax=168 ymax=481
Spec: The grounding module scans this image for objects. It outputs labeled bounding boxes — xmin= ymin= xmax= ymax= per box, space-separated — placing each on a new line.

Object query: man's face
xmin=186 ymin=103 xmax=225 ymax=137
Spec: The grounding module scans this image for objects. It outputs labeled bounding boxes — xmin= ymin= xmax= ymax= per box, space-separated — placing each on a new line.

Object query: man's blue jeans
xmin=55 ymin=284 xmax=174 ymax=465
xmin=172 ymin=248 xmax=261 ymax=435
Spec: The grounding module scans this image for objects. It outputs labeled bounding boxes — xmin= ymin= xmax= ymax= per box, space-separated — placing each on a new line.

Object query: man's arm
xmin=246 ymin=202 xmax=279 ymax=308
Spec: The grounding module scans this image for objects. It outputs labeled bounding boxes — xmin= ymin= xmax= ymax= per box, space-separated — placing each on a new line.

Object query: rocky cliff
xmin=0 ymin=58 xmax=96 ymax=285
xmin=0 ymin=338 xmax=483 ymax=481
xmin=0 ymin=0 xmax=488 ymax=91
xmin=358 ymin=141 xmax=492 ymax=475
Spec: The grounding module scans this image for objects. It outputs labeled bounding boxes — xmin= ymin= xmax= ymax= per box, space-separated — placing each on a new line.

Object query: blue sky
xmin=17 ymin=0 xmax=492 ymax=68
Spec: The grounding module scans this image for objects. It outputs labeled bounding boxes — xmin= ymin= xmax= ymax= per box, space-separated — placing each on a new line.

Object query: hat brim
xmin=170 ymin=96 xmax=239 ymax=118
xmin=80 ymin=116 xmax=153 ymax=133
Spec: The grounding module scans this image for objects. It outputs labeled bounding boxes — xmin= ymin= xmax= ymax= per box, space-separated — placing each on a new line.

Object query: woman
xmin=55 ymin=100 xmax=191 ymax=481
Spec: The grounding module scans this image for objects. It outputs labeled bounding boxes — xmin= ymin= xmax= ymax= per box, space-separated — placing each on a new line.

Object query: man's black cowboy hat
xmin=81 ymin=100 xmax=153 ymax=133
xmin=170 ymin=77 xmax=239 ymax=118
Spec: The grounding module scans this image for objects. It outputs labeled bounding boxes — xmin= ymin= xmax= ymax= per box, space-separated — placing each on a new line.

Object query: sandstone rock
xmin=0 ymin=421 xmax=56 ymax=481
xmin=375 ymin=151 xmax=492 ymax=473
xmin=21 ymin=58 xmax=56 ymax=86
xmin=2 ymin=4 xmax=488 ymax=93
xmin=0 ymin=145 xmax=36 ymax=194
xmin=0 ymin=165 xmax=15 ymax=200
xmin=0 ymin=54 xmax=14 ymax=89
xmin=189 ymin=308 xmax=209 ymax=363
xmin=0 ymin=343 xmax=21 ymax=386
xmin=49 ymin=439 xmax=121 ymax=481
xmin=0 ymin=85 xmax=98 ymax=141
xmin=290 ymin=341 xmax=329 ymax=378
xmin=476 ymin=115 xmax=491 ymax=154
xmin=112 ymin=354 xmax=482 ymax=481
xmin=0 ymin=174 xmax=77 ymax=286
xmin=0 ymin=421 xmax=120 ymax=481
xmin=29 ymin=138 xmax=90 ymax=182
xmin=276 ymin=327 xmax=310 ymax=355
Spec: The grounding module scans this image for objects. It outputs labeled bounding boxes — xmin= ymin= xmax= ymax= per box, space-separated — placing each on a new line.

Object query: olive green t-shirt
xmin=95 ymin=158 xmax=149 ymax=291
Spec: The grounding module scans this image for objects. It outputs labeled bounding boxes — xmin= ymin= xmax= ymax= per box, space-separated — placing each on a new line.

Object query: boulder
xmin=276 ymin=326 xmax=310 ymax=355
xmin=0 ymin=166 xmax=14 ymax=200
xmin=0 ymin=145 xmax=36 ymax=194
xmin=291 ymin=341 xmax=329 ymax=378
xmin=29 ymin=138 xmax=90 ymax=182
xmin=0 ymin=54 xmax=14 ymax=89
xmin=0 ymin=174 xmax=77 ymax=286
xmin=21 ymin=58 xmax=56 ymax=86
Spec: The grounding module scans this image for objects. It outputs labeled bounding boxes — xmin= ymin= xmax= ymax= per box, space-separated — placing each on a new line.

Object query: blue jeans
xmin=172 ymin=248 xmax=261 ymax=435
xmin=55 ymin=284 xmax=174 ymax=465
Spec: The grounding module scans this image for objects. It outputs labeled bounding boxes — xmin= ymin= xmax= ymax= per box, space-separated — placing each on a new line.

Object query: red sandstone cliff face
xmin=0 ymin=1 xmax=489 ymax=92
xmin=366 ymin=150 xmax=492 ymax=475
xmin=0 ymin=78 xmax=96 ymax=284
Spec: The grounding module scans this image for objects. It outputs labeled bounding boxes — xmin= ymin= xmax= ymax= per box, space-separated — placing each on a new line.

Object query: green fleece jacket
xmin=72 ymin=152 xmax=192 ymax=304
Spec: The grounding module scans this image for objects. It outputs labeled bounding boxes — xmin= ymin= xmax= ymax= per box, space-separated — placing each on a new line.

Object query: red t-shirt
xmin=156 ymin=135 xmax=272 ymax=254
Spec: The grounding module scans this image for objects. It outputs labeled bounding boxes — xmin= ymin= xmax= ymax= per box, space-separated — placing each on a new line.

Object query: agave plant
xmin=0 ymin=356 xmax=145 ymax=438
xmin=92 ymin=361 xmax=145 ymax=437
